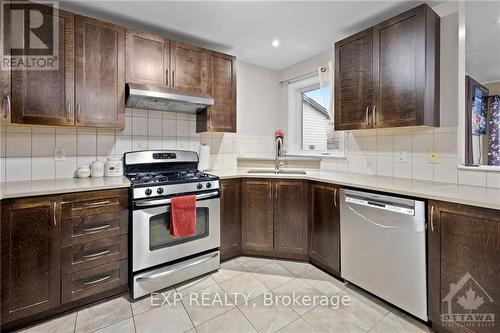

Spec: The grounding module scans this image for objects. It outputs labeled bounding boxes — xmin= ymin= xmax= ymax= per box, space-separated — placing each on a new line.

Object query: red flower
xmin=275 ymin=130 xmax=285 ymax=138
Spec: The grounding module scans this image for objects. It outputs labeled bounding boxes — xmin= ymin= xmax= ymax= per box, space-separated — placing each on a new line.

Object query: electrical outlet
xmin=396 ymin=150 xmax=406 ymax=162
xmin=54 ymin=148 xmax=65 ymax=161
xmin=428 ymin=150 xmax=439 ymax=164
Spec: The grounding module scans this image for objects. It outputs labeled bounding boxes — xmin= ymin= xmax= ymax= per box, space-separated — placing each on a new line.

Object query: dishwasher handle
xmin=345 ymin=195 xmax=415 ymax=216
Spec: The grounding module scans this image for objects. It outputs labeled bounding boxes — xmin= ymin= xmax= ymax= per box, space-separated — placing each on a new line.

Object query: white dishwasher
xmin=340 ymin=189 xmax=427 ymax=321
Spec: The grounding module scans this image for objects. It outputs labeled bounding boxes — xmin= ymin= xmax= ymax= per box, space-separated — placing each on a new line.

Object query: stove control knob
xmin=197 ymin=183 xmax=203 ymax=190
xmin=145 ymin=188 xmax=152 ymax=196
xmin=157 ymin=187 xmax=164 ymax=194
xmin=206 ymin=182 xmax=212 ymax=189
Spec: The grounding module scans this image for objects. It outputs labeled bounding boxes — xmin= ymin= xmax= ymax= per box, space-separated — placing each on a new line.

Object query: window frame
xmin=287 ymin=76 xmax=345 ymax=158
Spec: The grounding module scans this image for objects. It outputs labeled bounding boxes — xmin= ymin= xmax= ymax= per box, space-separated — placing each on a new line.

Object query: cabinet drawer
xmin=62 ymin=235 xmax=127 ymax=274
xmin=61 ymin=189 xmax=128 ymax=219
xmin=62 ymin=260 xmax=127 ymax=303
xmin=62 ymin=210 xmax=128 ymax=246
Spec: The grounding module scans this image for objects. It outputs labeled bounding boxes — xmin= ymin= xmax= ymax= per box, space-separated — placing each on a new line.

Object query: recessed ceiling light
xmin=272 ymin=39 xmax=280 ymax=48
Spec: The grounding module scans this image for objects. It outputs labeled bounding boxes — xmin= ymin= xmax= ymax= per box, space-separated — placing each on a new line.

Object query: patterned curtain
xmin=487 ymin=95 xmax=500 ymax=166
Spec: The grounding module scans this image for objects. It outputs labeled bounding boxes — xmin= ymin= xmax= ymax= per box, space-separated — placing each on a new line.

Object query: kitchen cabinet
xmin=274 ymin=180 xmax=308 ymax=259
xmin=241 ymin=179 xmax=308 ymax=259
xmin=220 ymin=179 xmax=242 ymax=260
xmin=428 ymin=201 xmax=500 ymax=333
xmin=241 ymin=179 xmax=274 ymax=256
xmin=170 ymin=41 xmax=207 ymax=93
xmin=1 ymin=196 xmax=61 ymax=322
xmin=125 ymin=30 xmax=170 ymax=86
xmin=197 ymin=51 xmax=237 ymax=133
xmin=0 ymin=188 xmax=128 ymax=330
xmin=11 ymin=7 xmax=74 ymax=126
xmin=309 ymin=182 xmax=340 ymax=276
xmin=75 ymin=16 xmax=125 ymax=128
xmin=334 ymin=4 xmax=440 ymax=130
xmin=0 ymin=6 xmax=11 ymax=125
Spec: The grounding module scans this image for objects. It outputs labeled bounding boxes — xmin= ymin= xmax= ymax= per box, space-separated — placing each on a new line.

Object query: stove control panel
xmin=133 ymin=180 xmax=220 ymax=199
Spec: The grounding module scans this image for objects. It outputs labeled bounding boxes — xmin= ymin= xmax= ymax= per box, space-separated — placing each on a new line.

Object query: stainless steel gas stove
xmin=124 ymin=150 xmax=220 ymax=299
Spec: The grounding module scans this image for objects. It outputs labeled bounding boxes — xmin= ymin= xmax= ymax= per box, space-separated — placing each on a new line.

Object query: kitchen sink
xmin=247 ymin=169 xmax=307 ymax=175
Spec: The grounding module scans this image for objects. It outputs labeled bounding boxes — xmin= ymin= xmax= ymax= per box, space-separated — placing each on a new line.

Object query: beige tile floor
xmin=19 ymin=257 xmax=432 ymax=333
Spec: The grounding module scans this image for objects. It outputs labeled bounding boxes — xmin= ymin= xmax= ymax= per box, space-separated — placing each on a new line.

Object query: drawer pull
xmin=82 ymin=224 xmax=110 ymax=233
xmin=81 ymin=200 xmax=112 ymax=208
xmin=83 ymin=275 xmax=110 ymax=286
xmin=83 ymin=249 xmax=111 ymax=259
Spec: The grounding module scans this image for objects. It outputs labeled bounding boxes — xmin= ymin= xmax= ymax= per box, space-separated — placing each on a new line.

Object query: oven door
xmin=132 ymin=191 xmax=220 ymax=272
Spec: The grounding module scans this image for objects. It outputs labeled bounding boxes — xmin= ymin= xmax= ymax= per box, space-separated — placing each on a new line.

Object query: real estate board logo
xmin=441 ymin=272 xmax=495 ymax=329
xmin=1 ymin=1 xmax=59 ymax=70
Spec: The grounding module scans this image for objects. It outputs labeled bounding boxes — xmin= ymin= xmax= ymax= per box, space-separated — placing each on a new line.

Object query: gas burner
xmin=129 ymin=173 xmax=169 ymax=184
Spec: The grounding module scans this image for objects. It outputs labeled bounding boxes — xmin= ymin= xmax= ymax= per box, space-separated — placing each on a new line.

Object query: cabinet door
xmin=274 ymin=180 xmax=308 ymax=260
xmin=334 ymin=28 xmax=373 ymax=131
xmin=126 ymin=30 xmax=170 ymax=86
xmin=11 ymin=7 xmax=74 ymax=126
xmin=220 ymin=179 xmax=241 ymax=260
xmin=0 ymin=196 xmax=61 ymax=322
xmin=206 ymin=52 xmax=236 ymax=132
xmin=75 ymin=16 xmax=125 ymax=128
xmin=428 ymin=201 xmax=500 ymax=333
xmin=170 ymin=42 xmax=206 ymax=93
xmin=0 ymin=5 xmax=11 ymax=125
xmin=309 ymin=182 xmax=340 ymax=275
xmin=241 ymin=179 xmax=274 ymax=255
xmin=372 ymin=5 xmax=425 ymax=128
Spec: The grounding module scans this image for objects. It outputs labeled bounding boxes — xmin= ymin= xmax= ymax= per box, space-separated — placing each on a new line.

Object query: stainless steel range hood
xmin=125 ymin=83 xmax=214 ymax=113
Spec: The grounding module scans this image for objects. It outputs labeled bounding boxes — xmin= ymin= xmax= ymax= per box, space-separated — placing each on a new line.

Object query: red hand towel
xmin=171 ymin=195 xmax=197 ymax=237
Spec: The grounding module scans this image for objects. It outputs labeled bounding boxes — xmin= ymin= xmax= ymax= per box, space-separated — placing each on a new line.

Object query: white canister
xmin=105 ymin=157 xmax=123 ymax=177
xmin=75 ymin=164 xmax=91 ymax=178
xmin=90 ymin=159 xmax=105 ymax=177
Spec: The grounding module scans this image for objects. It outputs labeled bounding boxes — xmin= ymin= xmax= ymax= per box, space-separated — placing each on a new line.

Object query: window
xmin=288 ymin=76 xmax=344 ymax=157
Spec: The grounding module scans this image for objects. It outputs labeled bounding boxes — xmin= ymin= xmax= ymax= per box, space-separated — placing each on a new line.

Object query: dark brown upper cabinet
xmin=335 ymin=4 xmax=440 ymax=130
xmin=125 ymin=30 xmax=170 ymax=86
xmin=170 ymin=42 xmax=207 ymax=93
xmin=1 ymin=196 xmax=61 ymax=323
xmin=11 ymin=7 xmax=74 ymax=126
xmin=220 ymin=179 xmax=242 ymax=260
xmin=75 ymin=16 xmax=125 ymax=129
xmin=197 ymin=51 xmax=237 ymax=133
xmin=427 ymin=201 xmax=500 ymax=333
xmin=334 ymin=28 xmax=373 ymax=131
xmin=309 ymin=182 xmax=340 ymax=276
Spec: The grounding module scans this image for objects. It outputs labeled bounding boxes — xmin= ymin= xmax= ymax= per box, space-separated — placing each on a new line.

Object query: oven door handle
xmin=135 ymin=252 xmax=219 ymax=282
xmin=135 ymin=191 xmax=219 ymax=207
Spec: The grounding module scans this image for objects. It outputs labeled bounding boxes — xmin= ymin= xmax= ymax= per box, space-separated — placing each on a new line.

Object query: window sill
xmin=457 ymin=164 xmax=500 ymax=172
xmin=287 ymin=152 xmax=346 ymax=160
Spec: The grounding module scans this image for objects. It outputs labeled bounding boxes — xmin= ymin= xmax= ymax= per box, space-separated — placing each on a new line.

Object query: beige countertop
xmin=0 ymin=176 xmax=131 ymax=200
xmin=213 ymin=168 xmax=500 ymax=211
xmin=1 ymin=170 xmax=499 ymax=211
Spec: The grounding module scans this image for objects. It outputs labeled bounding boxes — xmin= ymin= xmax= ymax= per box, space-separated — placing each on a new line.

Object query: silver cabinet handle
xmin=430 ymin=205 xmax=435 ymax=232
xmin=82 ymin=200 xmax=112 ymax=208
xmin=76 ymin=102 xmax=81 ymax=123
xmin=83 ymin=275 xmax=110 ymax=286
xmin=53 ymin=202 xmax=57 ymax=227
xmin=373 ymin=106 xmax=377 ymax=126
xmin=83 ymin=249 xmax=111 ymax=259
xmin=365 ymin=106 xmax=370 ymax=127
xmin=3 ymin=96 xmax=10 ymax=119
xmin=333 ymin=188 xmax=338 ymax=208
xmin=82 ymin=224 xmax=111 ymax=233
xmin=66 ymin=101 xmax=72 ymax=122
xmin=135 ymin=191 xmax=219 ymax=207
xmin=166 ymin=69 xmax=169 ymax=86
xmin=172 ymin=69 xmax=175 ymax=86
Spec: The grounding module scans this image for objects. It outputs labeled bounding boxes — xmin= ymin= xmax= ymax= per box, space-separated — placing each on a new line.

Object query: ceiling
xmin=465 ymin=1 xmax=500 ymax=84
xmin=60 ymin=0 xmax=437 ymax=70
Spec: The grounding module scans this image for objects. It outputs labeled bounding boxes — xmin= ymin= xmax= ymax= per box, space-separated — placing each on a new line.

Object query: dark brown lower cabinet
xmin=308 ymin=182 xmax=340 ymax=276
xmin=428 ymin=201 xmax=500 ymax=333
xmin=0 ymin=196 xmax=61 ymax=322
xmin=274 ymin=180 xmax=308 ymax=259
xmin=241 ymin=179 xmax=274 ymax=256
xmin=220 ymin=179 xmax=242 ymax=260
xmin=0 ymin=188 xmax=129 ymax=330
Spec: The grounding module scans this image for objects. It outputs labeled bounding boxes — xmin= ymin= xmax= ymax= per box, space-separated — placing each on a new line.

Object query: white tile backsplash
xmin=32 ymin=157 xmax=55 ymax=180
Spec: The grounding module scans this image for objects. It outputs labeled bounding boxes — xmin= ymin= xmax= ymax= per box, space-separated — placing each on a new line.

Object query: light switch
xmin=427 ymin=150 xmax=439 ymax=164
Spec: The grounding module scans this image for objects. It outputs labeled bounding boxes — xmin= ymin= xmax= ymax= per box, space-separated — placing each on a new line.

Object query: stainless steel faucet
xmin=275 ymin=137 xmax=283 ymax=172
